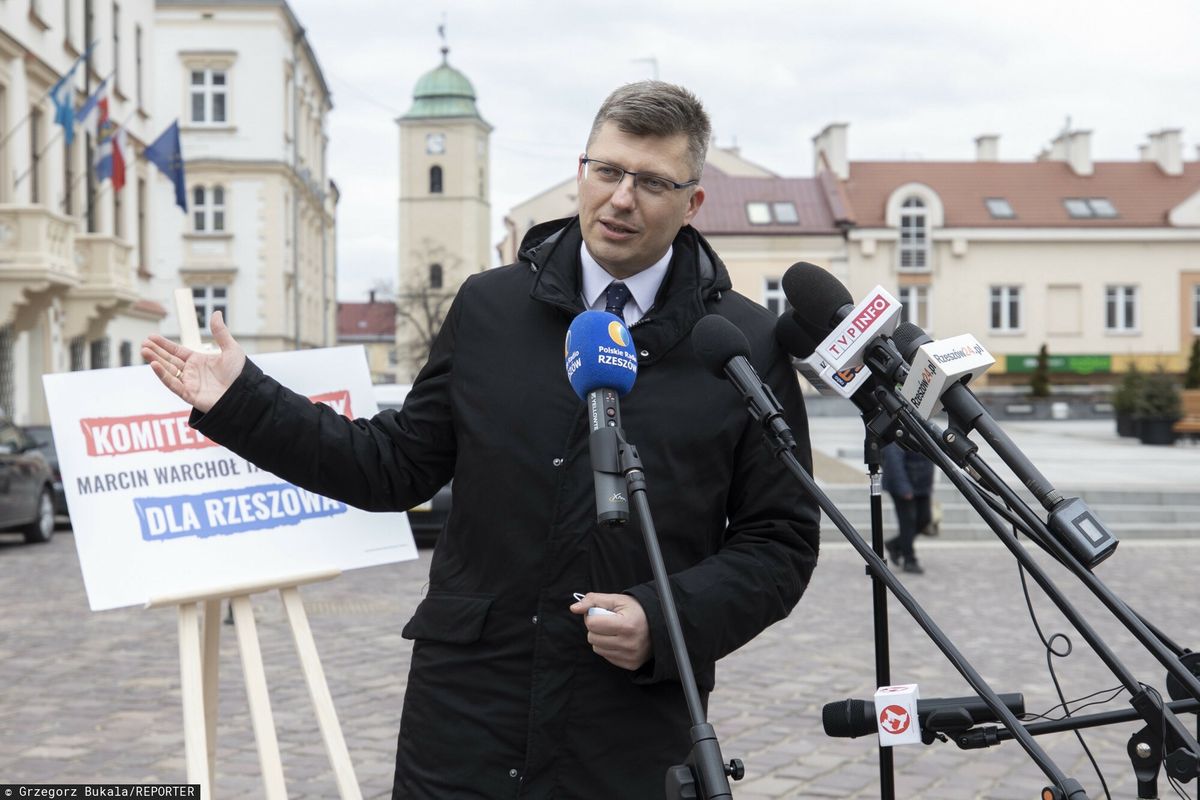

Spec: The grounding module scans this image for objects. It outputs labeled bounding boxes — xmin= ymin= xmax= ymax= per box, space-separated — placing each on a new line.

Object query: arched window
xmin=429 ymin=263 xmax=443 ymax=289
xmin=899 ymin=196 xmax=927 ymax=269
xmin=429 ymin=165 xmax=443 ymax=194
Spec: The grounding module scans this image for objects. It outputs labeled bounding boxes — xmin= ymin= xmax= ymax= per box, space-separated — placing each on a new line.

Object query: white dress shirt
xmin=579 ymin=242 xmax=672 ymax=327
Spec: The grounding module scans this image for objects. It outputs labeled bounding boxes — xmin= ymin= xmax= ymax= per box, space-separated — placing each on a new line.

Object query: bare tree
xmin=368 ymin=277 xmax=396 ymax=303
xmin=395 ymin=239 xmax=461 ymax=377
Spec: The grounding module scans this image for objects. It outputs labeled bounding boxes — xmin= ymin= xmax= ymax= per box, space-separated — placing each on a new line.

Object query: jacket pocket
xmin=401 ymin=592 xmax=494 ymax=644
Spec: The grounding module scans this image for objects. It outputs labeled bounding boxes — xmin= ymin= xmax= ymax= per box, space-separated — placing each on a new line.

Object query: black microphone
xmin=889 ymin=321 xmax=1118 ymax=568
xmin=692 ymin=315 xmax=796 ymax=450
xmin=822 ymin=693 xmax=1026 ymax=739
xmin=781 ymin=262 xmax=854 ymax=337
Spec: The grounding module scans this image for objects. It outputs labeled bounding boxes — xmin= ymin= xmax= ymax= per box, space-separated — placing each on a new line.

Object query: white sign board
xmin=42 ymin=346 xmax=418 ymax=611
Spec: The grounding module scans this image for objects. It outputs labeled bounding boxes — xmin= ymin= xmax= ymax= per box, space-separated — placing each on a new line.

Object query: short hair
xmin=587 ymin=81 xmax=711 ymax=179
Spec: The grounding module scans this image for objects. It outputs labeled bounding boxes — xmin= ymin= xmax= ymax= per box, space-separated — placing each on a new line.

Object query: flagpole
xmin=0 ymin=41 xmax=98 ymax=152
xmin=12 ymin=105 xmax=134 ymax=191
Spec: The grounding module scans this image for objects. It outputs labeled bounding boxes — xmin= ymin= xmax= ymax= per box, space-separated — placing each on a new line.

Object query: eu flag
xmin=144 ymin=120 xmax=187 ymax=212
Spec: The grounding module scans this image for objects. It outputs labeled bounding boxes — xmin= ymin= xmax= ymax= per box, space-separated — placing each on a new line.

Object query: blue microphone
xmin=565 ymin=310 xmax=638 ymax=526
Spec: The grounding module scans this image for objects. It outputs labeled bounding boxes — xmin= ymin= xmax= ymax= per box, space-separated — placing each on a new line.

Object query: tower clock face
xmin=426 ymin=133 xmax=446 ymax=155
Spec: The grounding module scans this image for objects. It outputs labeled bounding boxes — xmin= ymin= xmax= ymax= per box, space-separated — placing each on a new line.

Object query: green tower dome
xmin=403 ymin=48 xmax=485 ymax=121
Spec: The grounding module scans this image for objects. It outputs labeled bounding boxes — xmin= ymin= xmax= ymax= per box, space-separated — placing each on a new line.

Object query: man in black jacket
xmin=143 ymin=81 xmax=820 ymax=799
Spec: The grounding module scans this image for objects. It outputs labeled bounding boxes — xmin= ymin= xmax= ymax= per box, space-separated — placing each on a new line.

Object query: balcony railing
xmin=0 ymin=205 xmax=78 ymax=285
xmin=74 ymin=233 xmax=136 ymax=297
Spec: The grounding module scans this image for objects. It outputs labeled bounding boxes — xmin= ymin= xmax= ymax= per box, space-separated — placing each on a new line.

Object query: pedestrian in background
xmin=882 ymin=441 xmax=935 ymax=574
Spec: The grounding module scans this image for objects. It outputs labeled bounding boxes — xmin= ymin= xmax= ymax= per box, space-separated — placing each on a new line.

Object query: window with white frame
xmin=990 ymin=286 xmax=1022 ymax=331
xmin=190 ymin=68 xmax=227 ymax=124
xmin=898 ymin=285 xmax=931 ymax=330
xmin=191 ymin=185 xmax=225 ymax=233
xmin=193 ymin=286 xmax=227 ymax=329
xmin=1105 ymin=285 xmax=1138 ymax=332
xmin=763 ymin=278 xmax=791 ymax=317
xmin=898 ymin=196 xmax=928 ymax=269
xmin=1193 ymin=286 xmax=1200 ymax=333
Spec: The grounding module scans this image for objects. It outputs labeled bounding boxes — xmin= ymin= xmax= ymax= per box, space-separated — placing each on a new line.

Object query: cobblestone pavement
xmin=2 ymin=529 xmax=1198 ymax=799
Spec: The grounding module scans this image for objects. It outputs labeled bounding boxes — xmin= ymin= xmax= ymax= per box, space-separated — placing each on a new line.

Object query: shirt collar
xmin=579 ymin=242 xmax=673 ymax=323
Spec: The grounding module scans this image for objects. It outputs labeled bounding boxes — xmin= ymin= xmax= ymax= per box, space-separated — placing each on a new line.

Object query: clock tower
xmin=395 ymin=41 xmax=492 ymax=379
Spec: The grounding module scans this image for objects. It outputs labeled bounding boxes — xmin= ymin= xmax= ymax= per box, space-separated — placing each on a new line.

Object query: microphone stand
xmin=859 ymin=349 xmax=1200 ymax=787
xmin=746 ymin=419 xmax=1088 ymax=798
xmin=598 ymin=420 xmax=742 ymax=799
xmin=954 ymin=698 xmax=1200 ymax=800
xmin=864 ymin=430 xmax=896 ymax=800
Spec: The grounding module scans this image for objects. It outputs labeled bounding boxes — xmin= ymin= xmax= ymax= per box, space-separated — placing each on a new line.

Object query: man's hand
xmin=569 ymin=592 xmax=652 ymax=671
xmin=140 ymin=311 xmax=246 ymax=413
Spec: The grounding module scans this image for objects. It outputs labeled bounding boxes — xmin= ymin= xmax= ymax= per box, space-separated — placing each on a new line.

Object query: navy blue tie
xmin=604 ymin=282 xmax=632 ymax=323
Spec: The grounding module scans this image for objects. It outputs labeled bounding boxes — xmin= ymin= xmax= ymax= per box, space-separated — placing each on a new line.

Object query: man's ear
xmin=683 ymin=185 xmax=705 ymax=226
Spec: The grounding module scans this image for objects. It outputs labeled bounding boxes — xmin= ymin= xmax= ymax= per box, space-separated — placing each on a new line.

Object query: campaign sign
xmin=43 ymin=346 xmax=418 ymax=611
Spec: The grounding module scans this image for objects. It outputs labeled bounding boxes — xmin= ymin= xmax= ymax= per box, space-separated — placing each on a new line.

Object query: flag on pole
xmin=75 ymin=77 xmax=110 ymax=133
xmin=144 ymin=120 xmax=187 ymax=212
xmin=93 ymin=98 xmax=126 ymax=191
xmin=49 ymin=41 xmax=97 ymax=146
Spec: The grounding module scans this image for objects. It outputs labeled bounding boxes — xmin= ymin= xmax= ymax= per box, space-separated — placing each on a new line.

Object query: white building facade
xmin=0 ymin=0 xmax=164 ymax=425
xmin=152 ymin=0 xmax=336 ymax=356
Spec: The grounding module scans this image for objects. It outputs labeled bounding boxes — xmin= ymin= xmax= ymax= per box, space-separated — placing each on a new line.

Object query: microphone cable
xmin=1010 ymin=496 xmax=1115 ymax=800
xmin=927 ymin=454 xmax=1118 ymax=799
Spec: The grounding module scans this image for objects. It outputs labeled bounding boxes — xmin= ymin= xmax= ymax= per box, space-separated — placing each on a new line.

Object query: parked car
xmin=374 ymin=384 xmax=451 ymax=549
xmin=24 ymin=425 xmax=67 ymax=518
xmin=0 ymin=419 xmax=57 ymax=543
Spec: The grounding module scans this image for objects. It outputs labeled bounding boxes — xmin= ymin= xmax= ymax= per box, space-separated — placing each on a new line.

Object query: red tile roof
xmin=843 ymin=161 xmax=1200 ymax=228
xmin=337 ymin=301 xmax=396 ymax=339
xmin=691 ymin=163 xmax=843 ymax=235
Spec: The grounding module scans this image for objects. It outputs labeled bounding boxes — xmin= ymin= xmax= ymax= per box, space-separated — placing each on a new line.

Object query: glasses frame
xmin=580 ymin=156 xmax=699 ymax=195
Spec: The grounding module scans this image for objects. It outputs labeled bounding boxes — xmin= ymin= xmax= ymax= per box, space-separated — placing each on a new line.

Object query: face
xmin=577 ymin=121 xmax=705 ymax=280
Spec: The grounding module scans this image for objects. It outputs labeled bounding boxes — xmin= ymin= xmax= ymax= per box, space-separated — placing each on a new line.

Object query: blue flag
xmin=49 ymin=41 xmax=97 ymax=146
xmin=144 ymin=121 xmax=187 ymax=212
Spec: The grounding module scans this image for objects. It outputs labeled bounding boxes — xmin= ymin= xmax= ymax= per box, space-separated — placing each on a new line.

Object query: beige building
xmin=819 ymin=124 xmax=1200 ymax=381
xmin=152 ymin=0 xmax=337 ymax=355
xmin=501 ymin=126 xmax=1200 ymax=385
xmin=0 ymin=0 xmax=166 ymax=425
xmin=395 ymin=45 xmax=490 ymax=380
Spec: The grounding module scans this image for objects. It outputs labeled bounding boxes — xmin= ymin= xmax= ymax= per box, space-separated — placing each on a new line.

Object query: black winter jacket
xmin=192 ymin=217 xmax=820 ymax=799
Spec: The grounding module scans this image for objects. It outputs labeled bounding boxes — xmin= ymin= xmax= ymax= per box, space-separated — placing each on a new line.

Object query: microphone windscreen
xmin=781 ymin=262 xmax=854 ymax=330
xmin=775 ymin=313 xmax=820 ymax=359
xmin=822 ymin=698 xmax=873 ymax=738
xmin=692 ymin=315 xmax=751 ymax=379
xmin=890 ymin=322 xmax=934 ymax=362
xmin=565 ymin=310 xmax=638 ymax=399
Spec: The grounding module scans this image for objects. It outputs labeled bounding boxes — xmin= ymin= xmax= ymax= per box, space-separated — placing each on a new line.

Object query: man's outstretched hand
xmin=140 ymin=310 xmax=246 ymax=413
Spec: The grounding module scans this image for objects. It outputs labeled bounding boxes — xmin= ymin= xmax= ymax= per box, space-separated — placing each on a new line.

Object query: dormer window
xmin=746 ymin=202 xmax=771 ymax=224
xmin=745 ymin=201 xmax=800 ymax=225
xmin=1064 ymin=197 xmax=1119 ymax=218
xmin=985 ymin=198 xmax=1015 ymax=219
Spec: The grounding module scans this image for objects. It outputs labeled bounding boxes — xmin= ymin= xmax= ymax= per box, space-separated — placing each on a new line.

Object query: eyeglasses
xmin=581 ymin=156 xmax=698 ymax=197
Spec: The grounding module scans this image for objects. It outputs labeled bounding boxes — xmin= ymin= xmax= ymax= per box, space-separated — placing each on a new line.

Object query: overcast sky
xmin=285 ymin=0 xmax=1200 ymax=302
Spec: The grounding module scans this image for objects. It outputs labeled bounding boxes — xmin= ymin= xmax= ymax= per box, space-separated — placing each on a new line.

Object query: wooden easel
xmin=144 ymin=290 xmax=362 ymax=799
